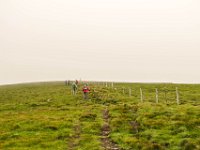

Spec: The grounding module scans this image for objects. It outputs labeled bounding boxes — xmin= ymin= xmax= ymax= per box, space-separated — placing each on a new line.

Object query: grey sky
xmin=0 ymin=0 xmax=200 ymax=84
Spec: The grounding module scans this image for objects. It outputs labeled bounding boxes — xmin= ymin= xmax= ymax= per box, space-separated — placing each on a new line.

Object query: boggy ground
xmin=0 ymin=82 xmax=200 ymax=149
xmin=101 ymin=108 xmax=120 ymax=150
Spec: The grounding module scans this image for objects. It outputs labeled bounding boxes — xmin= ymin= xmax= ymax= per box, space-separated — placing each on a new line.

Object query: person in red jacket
xmin=82 ymin=84 xmax=90 ymax=99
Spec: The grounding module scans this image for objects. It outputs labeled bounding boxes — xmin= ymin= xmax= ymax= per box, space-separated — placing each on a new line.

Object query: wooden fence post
xmin=176 ymin=87 xmax=180 ymax=105
xmin=140 ymin=88 xmax=143 ymax=102
xmin=156 ymin=88 xmax=158 ymax=103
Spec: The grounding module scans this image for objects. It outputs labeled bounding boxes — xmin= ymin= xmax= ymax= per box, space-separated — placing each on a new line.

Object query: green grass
xmin=0 ymin=82 xmax=200 ymax=149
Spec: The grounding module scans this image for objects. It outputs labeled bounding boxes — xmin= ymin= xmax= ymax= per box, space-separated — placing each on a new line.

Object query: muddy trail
xmin=101 ymin=108 xmax=120 ymax=150
xmin=68 ymin=124 xmax=81 ymax=150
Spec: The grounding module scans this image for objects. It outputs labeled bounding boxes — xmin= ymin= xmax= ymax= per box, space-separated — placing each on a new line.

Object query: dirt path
xmin=101 ymin=108 xmax=120 ymax=150
xmin=68 ymin=123 xmax=81 ymax=150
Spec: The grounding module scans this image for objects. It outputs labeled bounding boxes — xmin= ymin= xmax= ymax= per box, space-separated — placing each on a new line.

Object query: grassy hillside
xmin=0 ymin=82 xmax=199 ymax=150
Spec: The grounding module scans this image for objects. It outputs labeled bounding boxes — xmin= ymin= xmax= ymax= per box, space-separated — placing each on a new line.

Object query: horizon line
xmin=0 ymin=80 xmax=200 ymax=86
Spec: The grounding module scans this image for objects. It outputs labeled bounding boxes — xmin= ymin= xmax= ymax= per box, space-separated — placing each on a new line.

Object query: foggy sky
xmin=0 ymin=0 xmax=200 ymax=85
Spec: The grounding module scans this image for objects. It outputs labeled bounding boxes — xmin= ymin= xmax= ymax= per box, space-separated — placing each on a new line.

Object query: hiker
xmin=75 ymin=80 xmax=79 ymax=85
xmin=65 ymin=80 xmax=69 ymax=86
xmin=82 ymin=84 xmax=90 ymax=99
xmin=71 ymin=81 xmax=78 ymax=95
